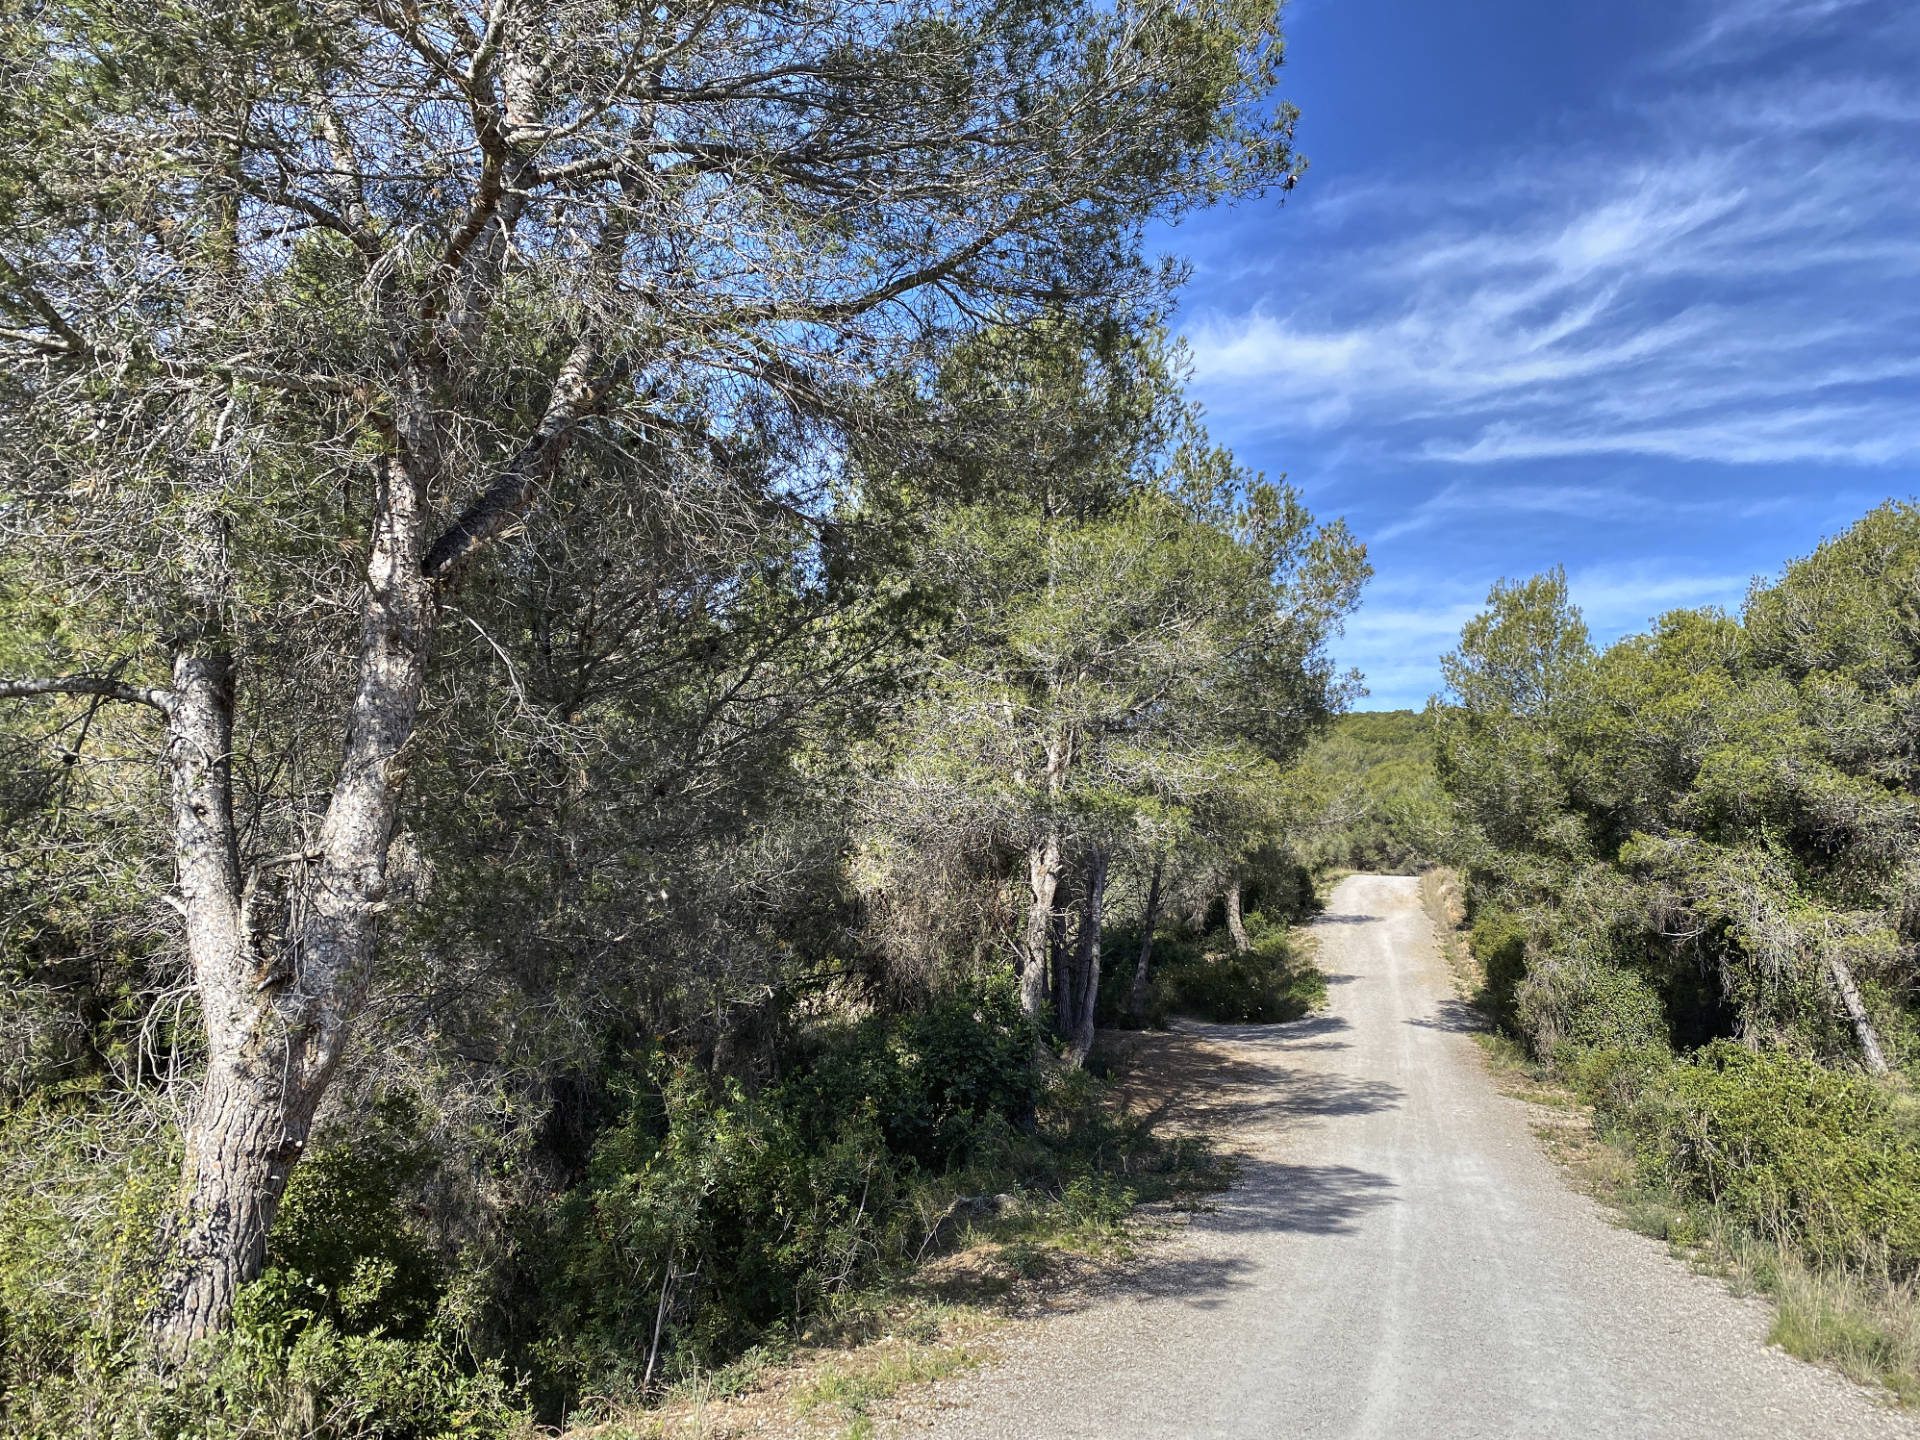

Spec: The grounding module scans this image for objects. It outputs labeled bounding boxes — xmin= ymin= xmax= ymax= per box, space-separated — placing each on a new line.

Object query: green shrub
xmin=531 ymin=1064 xmax=899 ymax=1402
xmin=0 ymin=1090 xmax=532 ymax=1440
xmin=261 ymin=1095 xmax=444 ymax=1343
xmin=1150 ymin=930 xmax=1325 ymax=1024
xmin=782 ymin=976 xmax=1038 ymax=1168
xmin=1470 ymin=909 xmax=1528 ymax=1026
xmin=528 ymin=980 xmax=1038 ymax=1407
xmin=0 ymin=1098 xmax=174 ymax=1407
xmin=1061 ymin=1174 xmax=1137 ymax=1228
xmin=1515 ymin=955 xmax=1665 ymax=1063
xmin=1567 ymin=1041 xmax=1672 ymax=1116
xmin=1 ymin=977 xmax=1190 ymax=1436
xmin=1623 ymin=1042 xmax=1920 ymax=1270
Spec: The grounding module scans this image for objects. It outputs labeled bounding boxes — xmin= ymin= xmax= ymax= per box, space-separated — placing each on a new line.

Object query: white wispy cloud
xmin=1671 ymin=0 xmax=1884 ymax=63
xmin=1564 ymin=564 xmax=1755 ymax=632
xmin=1370 ymin=481 xmax=1672 ymax=544
xmin=1184 ymin=7 xmax=1920 ymax=472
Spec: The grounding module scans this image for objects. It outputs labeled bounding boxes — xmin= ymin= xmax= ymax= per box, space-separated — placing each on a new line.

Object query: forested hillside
xmin=0 ymin=2 xmax=1358 ymax=1434
xmin=1435 ymin=505 xmax=1920 ymax=1394
xmin=1295 ymin=709 xmax=1441 ymax=874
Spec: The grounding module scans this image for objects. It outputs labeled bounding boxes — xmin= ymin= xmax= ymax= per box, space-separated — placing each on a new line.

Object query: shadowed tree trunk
xmin=1225 ymin=875 xmax=1251 ymax=954
xmin=1129 ymin=861 xmax=1164 ymax=1020
xmin=1023 ymin=831 xmax=1063 ymax=1023
xmin=1020 ymin=733 xmax=1073 ymax=1022
xmin=1067 ymin=847 xmax=1109 ymax=1065
xmin=1049 ymin=875 xmax=1074 ymax=1036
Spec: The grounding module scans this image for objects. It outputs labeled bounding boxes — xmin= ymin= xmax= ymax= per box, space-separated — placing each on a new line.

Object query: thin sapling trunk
xmin=1129 ymin=860 xmax=1163 ymax=1021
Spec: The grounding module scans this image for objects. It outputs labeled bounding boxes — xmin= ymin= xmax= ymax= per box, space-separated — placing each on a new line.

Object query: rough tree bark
xmin=1020 ymin=733 xmax=1073 ymax=1023
xmin=1225 ymin=875 xmax=1251 ymax=954
xmin=1129 ymin=861 xmax=1163 ymax=1021
xmin=1823 ymin=949 xmax=1890 ymax=1076
xmin=140 ymin=330 xmax=610 ymax=1353
xmin=1066 ymin=847 xmax=1109 ymax=1065
xmin=148 ymin=411 xmax=439 ymax=1358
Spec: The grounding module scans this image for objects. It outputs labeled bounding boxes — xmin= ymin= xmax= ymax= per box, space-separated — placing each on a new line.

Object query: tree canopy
xmin=0 ymin=0 xmax=1350 ymax=1424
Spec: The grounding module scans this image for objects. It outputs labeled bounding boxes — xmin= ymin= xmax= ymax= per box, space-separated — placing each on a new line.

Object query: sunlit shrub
xmin=1516 ymin=954 xmax=1664 ymax=1062
xmin=1623 ymin=1042 xmax=1920 ymax=1271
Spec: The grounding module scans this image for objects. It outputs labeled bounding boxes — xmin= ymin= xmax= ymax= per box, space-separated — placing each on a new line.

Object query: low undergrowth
xmin=1 ymin=977 xmax=1230 ymax=1440
xmin=563 ymin=1041 xmax=1231 ymax=1440
xmin=1118 ymin=918 xmax=1326 ymax=1027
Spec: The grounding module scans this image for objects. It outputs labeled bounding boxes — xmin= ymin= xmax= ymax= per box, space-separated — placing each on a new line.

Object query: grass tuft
xmin=1769 ymin=1253 xmax=1920 ymax=1404
xmin=793 ymin=1343 xmax=978 ymax=1417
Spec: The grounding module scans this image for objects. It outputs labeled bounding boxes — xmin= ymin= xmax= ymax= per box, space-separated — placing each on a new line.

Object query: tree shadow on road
xmin=1206 ymin=1159 xmax=1397 ymax=1236
xmin=1112 ymin=1018 xmax=1403 ymax=1139
xmin=1193 ymin=1013 xmax=1352 ymax=1045
xmin=950 ymin=1156 xmax=1398 ymax=1318
xmin=1091 ymin=1159 xmax=1398 ymax=1311
xmin=1406 ymin=996 xmax=1491 ymax=1034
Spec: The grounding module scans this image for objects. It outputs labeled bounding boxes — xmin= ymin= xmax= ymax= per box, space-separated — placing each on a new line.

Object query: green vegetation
xmin=1433 ymin=503 xmax=1920 ymax=1400
xmin=0 ymin=982 xmax=1232 ymax=1437
xmin=1113 ymin=920 xmax=1328 ymax=1026
xmin=0 ymin=1 xmax=1347 ymax=1431
xmin=1297 ymin=710 xmax=1446 ymax=874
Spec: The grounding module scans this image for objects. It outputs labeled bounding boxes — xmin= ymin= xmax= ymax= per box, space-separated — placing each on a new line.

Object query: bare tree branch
xmin=0 ymin=675 xmax=174 ymax=715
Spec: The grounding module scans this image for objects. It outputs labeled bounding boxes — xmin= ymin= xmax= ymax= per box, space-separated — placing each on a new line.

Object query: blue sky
xmin=1163 ymin=0 xmax=1920 ymax=709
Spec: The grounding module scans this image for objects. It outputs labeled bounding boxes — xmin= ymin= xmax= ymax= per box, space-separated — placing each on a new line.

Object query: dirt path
xmin=903 ymin=873 xmax=1917 ymax=1439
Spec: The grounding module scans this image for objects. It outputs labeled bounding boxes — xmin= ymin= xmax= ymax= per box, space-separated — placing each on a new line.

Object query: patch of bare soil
xmin=1101 ymin=1025 xmax=1280 ymax=1145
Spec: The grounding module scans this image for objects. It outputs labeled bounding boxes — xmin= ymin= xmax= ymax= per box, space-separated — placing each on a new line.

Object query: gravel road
xmin=910 ymin=873 xmax=1916 ymax=1439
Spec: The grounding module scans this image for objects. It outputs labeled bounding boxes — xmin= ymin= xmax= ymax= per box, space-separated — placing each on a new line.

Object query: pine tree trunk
xmin=1020 ymin=732 xmax=1073 ymax=1025
xmin=149 ymin=443 xmax=435 ymax=1359
xmin=1824 ymin=949 xmax=1890 ymax=1075
xmin=1225 ymin=876 xmax=1250 ymax=954
xmin=1067 ymin=848 xmax=1109 ymax=1065
xmin=1021 ymin=831 xmax=1062 ymax=1023
xmin=1129 ymin=861 xmax=1163 ymax=1021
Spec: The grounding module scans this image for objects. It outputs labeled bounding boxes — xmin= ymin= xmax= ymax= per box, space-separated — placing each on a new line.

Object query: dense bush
xmin=521 ymin=980 xmax=1043 ymax=1410
xmin=1469 ymin=909 xmax=1528 ymax=1029
xmin=0 ymin=1090 xmax=528 ymax=1440
xmin=526 ymin=983 xmax=1030 ymax=1394
xmin=0 ymin=1099 xmax=174 ymax=1411
xmin=1617 ymin=1043 xmax=1920 ymax=1271
xmin=0 ymin=985 xmax=1049 ymax=1436
xmin=1147 ymin=925 xmax=1326 ymax=1025
xmin=530 ymin=1068 xmax=900 ymax=1402
xmin=781 ymin=980 xmax=1039 ymax=1168
xmin=1515 ymin=955 xmax=1666 ymax=1062
xmin=261 ymin=1098 xmax=446 ymax=1345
